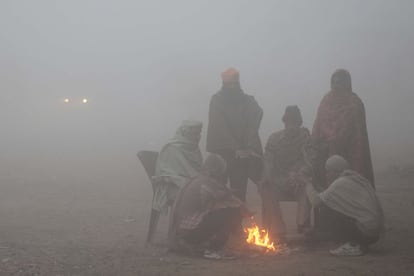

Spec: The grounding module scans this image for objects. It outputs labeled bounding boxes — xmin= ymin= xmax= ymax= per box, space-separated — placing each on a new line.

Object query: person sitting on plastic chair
xmin=151 ymin=120 xmax=203 ymax=231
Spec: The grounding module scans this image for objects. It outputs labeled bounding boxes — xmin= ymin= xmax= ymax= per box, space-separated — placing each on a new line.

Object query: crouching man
xmin=305 ymin=155 xmax=384 ymax=256
xmin=169 ymin=154 xmax=252 ymax=260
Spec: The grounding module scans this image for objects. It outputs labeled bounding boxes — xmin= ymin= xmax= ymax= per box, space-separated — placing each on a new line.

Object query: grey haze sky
xmin=1 ymin=0 xmax=414 ymax=171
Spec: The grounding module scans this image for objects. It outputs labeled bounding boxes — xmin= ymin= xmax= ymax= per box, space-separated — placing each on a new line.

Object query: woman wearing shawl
xmin=312 ymin=69 xmax=374 ymax=189
xmin=304 ymin=155 xmax=384 ymax=256
xmin=152 ymin=120 xmax=203 ymax=214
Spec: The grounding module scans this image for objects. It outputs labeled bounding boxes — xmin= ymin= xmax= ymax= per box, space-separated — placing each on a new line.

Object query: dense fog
xmin=1 ymin=0 xmax=414 ymax=185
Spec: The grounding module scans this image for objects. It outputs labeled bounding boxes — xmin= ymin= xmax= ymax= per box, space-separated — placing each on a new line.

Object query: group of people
xmin=149 ymin=68 xmax=384 ymax=259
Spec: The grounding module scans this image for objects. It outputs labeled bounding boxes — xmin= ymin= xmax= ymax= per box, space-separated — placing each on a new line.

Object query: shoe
xmin=203 ymin=250 xmax=236 ymax=260
xmin=329 ymin=242 xmax=363 ymax=256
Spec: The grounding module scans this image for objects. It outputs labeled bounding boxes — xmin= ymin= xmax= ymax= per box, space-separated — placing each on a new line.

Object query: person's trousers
xmin=320 ymin=203 xmax=379 ymax=246
xmin=184 ymin=208 xmax=240 ymax=250
xmin=217 ymin=151 xmax=249 ymax=201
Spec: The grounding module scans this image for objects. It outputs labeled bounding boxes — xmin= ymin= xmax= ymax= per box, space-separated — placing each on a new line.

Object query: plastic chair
xmin=137 ymin=150 xmax=160 ymax=244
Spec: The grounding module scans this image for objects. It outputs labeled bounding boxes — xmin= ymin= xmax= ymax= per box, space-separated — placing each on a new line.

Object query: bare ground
xmin=1 ymin=159 xmax=414 ymax=276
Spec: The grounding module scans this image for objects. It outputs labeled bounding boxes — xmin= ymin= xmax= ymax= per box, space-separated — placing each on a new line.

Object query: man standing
xmin=206 ymin=68 xmax=263 ymax=202
xmin=312 ymin=69 xmax=374 ymax=189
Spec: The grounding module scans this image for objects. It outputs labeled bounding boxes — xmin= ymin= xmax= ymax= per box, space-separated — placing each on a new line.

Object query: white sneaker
xmin=330 ymin=242 xmax=363 ymax=256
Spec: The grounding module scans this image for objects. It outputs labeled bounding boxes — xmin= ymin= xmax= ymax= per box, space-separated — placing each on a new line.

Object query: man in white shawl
xmin=152 ymin=120 xmax=203 ymax=214
xmin=304 ymin=155 xmax=384 ymax=256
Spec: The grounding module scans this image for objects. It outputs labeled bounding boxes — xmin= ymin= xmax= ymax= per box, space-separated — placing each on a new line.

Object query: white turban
xmin=325 ymin=155 xmax=350 ymax=173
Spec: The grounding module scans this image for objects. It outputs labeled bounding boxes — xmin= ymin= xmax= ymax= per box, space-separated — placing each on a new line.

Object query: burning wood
xmin=244 ymin=222 xmax=276 ymax=253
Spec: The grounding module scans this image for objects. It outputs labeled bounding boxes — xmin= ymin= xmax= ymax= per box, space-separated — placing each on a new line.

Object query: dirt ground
xmin=1 ymin=157 xmax=414 ymax=276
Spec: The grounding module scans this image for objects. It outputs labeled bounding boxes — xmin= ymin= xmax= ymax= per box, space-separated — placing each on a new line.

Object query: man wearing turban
xmin=206 ymin=68 xmax=263 ymax=235
xmin=206 ymin=68 xmax=263 ymax=202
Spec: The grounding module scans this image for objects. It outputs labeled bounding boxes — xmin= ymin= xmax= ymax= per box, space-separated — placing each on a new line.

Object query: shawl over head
xmin=331 ymin=69 xmax=352 ymax=92
xmin=312 ymin=70 xmax=374 ymax=186
xmin=152 ymin=120 xmax=203 ymax=212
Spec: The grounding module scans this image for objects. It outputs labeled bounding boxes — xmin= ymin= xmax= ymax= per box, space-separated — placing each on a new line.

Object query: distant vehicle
xmin=62 ymin=97 xmax=89 ymax=104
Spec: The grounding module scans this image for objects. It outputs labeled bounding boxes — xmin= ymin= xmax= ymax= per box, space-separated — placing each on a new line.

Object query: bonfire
xmin=244 ymin=220 xmax=277 ymax=253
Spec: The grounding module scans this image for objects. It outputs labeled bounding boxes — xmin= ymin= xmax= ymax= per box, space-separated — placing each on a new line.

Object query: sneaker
xmin=203 ymin=250 xmax=236 ymax=260
xmin=329 ymin=242 xmax=363 ymax=256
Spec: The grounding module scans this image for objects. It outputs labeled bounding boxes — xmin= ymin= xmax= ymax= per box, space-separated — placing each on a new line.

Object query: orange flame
xmin=244 ymin=223 xmax=276 ymax=252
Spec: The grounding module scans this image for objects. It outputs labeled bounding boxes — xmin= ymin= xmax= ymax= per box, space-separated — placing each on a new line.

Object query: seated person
xmin=259 ymin=106 xmax=313 ymax=241
xmin=169 ymin=154 xmax=251 ymax=260
xmin=152 ymin=120 xmax=203 ymax=214
xmin=304 ymin=155 xmax=384 ymax=256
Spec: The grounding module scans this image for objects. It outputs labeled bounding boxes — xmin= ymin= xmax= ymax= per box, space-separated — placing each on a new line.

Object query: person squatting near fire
xmin=152 ymin=120 xmax=203 ymax=215
xmin=206 ymin=68 xmax=263 ymax=234
xmin=168 ymin=154 xmax=253 ymax=260
xmin=260 ymin=105 xmax=314 ymax=243
xmin=303 ymin=155 xmax=384 ymax=256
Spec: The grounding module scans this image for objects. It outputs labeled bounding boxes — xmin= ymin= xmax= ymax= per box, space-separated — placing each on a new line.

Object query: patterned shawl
xmin=312 ymin=91 xmax=374 ymax=187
